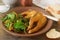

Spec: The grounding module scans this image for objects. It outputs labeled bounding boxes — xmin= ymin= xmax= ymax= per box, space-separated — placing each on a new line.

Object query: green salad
xmin=2 ymin=12 xmax=29 ymax=33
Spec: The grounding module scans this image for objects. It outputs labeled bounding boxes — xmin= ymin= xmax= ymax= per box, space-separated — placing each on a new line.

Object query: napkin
xmin=33 ymin=0 xmax=60 ymax=19
xmin=33 ymin=0 xmax=60 ymax=9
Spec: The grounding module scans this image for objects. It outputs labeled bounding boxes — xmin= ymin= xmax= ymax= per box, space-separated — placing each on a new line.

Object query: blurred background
xmin=0 ymin=0 xmax=4 ymax=5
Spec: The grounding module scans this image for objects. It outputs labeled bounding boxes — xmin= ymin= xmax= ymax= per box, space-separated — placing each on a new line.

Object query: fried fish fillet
xmin=21 ymin=9 xmax=36 ymax=18
xmin=27 ymin=12 xmax=47 ymax=33
xmin=27 ymin=12 xmax=43 ymax=30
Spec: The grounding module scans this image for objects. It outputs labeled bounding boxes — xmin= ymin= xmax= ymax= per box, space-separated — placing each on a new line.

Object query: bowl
xmin=0 ymin=7 xmax=53 ymax=37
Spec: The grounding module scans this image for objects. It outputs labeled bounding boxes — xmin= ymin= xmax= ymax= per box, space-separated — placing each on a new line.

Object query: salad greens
xmin=2 ymin=11 xmax=29 ymax=33
xmin=13 ymin=20 xmax=26 ymax=32
xmin=2 ymin=12 xmax=16 ymax=22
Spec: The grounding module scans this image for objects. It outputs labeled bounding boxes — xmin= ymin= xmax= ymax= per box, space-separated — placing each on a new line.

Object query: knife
xmin=43 ymin=14 xmax=58 ymax=21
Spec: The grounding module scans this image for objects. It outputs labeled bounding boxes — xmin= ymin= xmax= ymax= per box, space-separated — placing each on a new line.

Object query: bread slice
xmin=46 ymin=29 xmax=60 ymax=38
xmin=45 ymin=4 xmax=60 ymax=19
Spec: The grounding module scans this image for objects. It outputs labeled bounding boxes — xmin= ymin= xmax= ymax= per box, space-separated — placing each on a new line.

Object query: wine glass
xmin=2 ymin=0 xmax=17 ymax=8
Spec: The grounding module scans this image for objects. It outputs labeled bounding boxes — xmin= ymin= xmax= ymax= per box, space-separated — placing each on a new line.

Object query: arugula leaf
xmin=4 ymin=20 xmax=12 ymax=29
xmin=2 ymin=16 xmax=8 ymax=22
xmin=22 ymin=18 xmax=29 ymax=27
xmin=2 ymin=12 xmax=17 ymax=22
xmin=22 ymin=18 xmax=29 ymax=23
xmin=13 ymin=20 xmax=26 ymax=32
xmin=5 ymin=22 xmax=10 ymax=28
xmin=7 ymin=12 xmax=16 ymax=21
